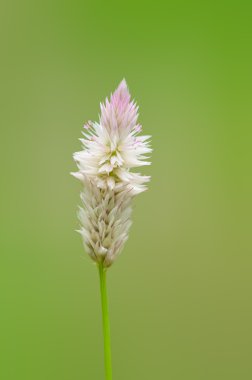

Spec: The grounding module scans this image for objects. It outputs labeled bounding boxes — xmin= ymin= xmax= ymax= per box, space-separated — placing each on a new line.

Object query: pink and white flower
xmin=72 ymin=80 xmax=151 ymax=266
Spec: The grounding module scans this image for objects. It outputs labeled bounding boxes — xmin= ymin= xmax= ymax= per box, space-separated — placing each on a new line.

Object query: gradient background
xmin=1 ymin=1 xmax=252 ymax=379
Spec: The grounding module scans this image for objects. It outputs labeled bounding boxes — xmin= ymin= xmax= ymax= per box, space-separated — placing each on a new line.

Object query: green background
xmin=1 ymin=1 xmax=251 ymax=379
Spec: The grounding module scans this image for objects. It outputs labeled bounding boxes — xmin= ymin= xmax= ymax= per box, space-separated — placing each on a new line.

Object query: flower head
xmin=72 ymin=80 xmax=151 ymax=267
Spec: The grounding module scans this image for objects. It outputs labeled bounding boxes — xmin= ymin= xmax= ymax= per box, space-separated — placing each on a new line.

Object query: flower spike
xmin=72 ymin=80 xmax=151 ymax=267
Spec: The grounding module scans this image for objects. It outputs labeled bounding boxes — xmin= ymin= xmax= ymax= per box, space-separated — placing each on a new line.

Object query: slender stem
xmin=98 ymin=263 xmax=112 ymax=380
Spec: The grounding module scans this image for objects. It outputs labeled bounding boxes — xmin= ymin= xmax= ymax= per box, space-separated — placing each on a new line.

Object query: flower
xmin=72 ymin=80 xmax=151 ymax=267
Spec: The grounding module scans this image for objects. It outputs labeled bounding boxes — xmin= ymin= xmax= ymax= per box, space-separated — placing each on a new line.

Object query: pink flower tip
xmin=111 ymin=79 xmax=130 ymax=108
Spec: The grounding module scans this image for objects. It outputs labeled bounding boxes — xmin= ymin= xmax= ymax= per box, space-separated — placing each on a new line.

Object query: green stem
xmin=98 ymin=263 xmax=112 ymax=380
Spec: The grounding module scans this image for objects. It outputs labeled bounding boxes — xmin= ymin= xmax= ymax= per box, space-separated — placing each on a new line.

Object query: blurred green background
xmin=1 ymin=0 xmax=251 ymax=379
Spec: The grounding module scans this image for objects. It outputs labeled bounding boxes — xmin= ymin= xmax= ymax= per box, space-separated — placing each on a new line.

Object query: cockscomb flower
xmin=72 ymin=79 xmax=151 ymax=267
